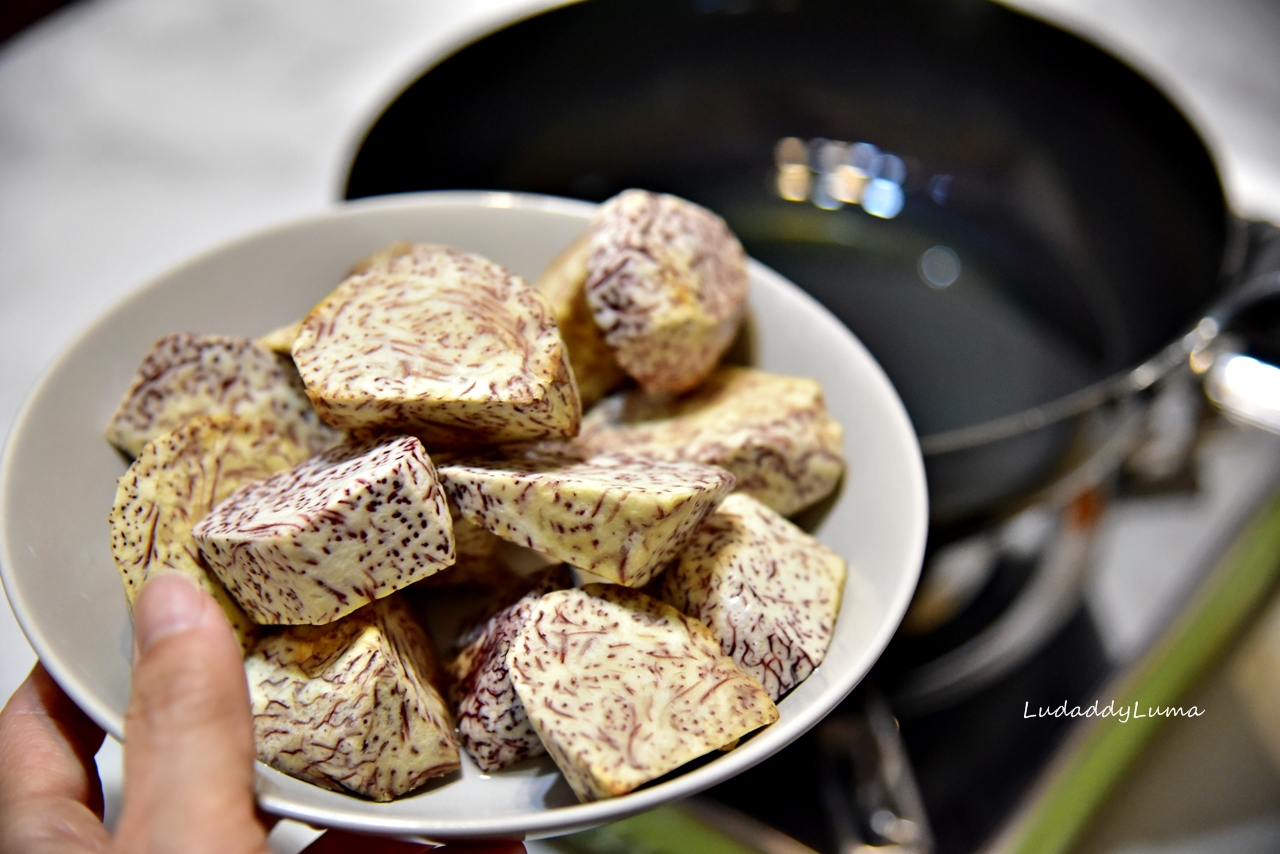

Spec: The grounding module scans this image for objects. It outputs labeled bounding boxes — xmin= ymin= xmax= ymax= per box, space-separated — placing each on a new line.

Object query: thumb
xmin=113 ymin=573 xmax=268 ymax=854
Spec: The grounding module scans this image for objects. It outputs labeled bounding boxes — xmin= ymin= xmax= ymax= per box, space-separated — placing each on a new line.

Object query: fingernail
xmin=134 ymin=573 xmax=207 ymax=656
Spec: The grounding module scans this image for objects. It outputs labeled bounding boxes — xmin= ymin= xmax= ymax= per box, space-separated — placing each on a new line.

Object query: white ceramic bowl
xmin=0 ymin=192 xmax=926 ymax=841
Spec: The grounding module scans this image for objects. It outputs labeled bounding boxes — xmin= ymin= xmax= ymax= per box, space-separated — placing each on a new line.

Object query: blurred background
xmin=4 ymin=1 xmax=1280 ymax=853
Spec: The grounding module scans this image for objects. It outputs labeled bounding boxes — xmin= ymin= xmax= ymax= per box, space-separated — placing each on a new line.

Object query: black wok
xmin=344 ymin=0 xmax=1247 ymax=526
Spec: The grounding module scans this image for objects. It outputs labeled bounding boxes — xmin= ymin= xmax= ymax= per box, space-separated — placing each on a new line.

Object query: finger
xmin=112 ymin=573 xmax=269 ymax=854
xmin=0 ymin=664 xmax=109 ymax=853
xmin=0 ymin=664 xmax=106 ymax=809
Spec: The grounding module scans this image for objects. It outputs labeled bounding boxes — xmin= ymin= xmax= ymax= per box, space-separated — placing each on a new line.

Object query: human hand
xmin=0 ymin=573 xmax=524 ymax=854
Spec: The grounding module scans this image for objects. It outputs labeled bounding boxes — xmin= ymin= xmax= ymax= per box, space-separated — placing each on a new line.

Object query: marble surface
xmin=1 ymin=0 xmax=1279 ymax=847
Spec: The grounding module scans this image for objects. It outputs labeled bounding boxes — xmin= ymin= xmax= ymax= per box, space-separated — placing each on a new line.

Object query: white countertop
xmin=2 ymin=0 xmax=1279 ymax=844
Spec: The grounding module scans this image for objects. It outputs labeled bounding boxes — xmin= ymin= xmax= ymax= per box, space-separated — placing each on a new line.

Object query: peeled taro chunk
xmin=246 ymin=596 xmax=460 ymax=801
xmin=580 ymin=366 xmax=845 ymax=516
xmin=446 ymin=565 xmax=573 ymax=772
xmin=585 ymin=190 xmax=749 ymax=394
xmin=534 ymin=232 xmax=626 ymax=409
xmin=104 ymin=333 xmax=342 ymax=458
xmin=438 ymin=442 xmax=734 ymax=588
xmin=291 ymin=242 xmax=581 ymax=446
xmin=109 ymin=415 xmax=317 ymax=653
xmin=659 ymin=493 xmax=846 ymax=701
xmin=414 ymin=503 xmax=514 ymax=590
xmin=507 ymin=585 xmax=779 ymax=802
xmin=193 ymin=435 xmax=454 ymax=625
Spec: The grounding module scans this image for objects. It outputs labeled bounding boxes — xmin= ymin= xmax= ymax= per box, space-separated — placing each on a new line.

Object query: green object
xmin=996 ymin=485 xmax=1280 ymax=854
xmin=551 ymin=804 xmax=764 ymax=854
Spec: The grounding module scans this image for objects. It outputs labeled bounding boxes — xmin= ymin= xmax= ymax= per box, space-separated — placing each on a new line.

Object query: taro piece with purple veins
xmin=439 ymin=441 xmax=734 ymax=588
xmin=245 ymin=595 xmax=459 ymax=801
xmin=659 ymin=493 xmax=846 ymax=701
xmin=193 ymin=435 xmax=454 ymax=625
xmin=105 ymin=333 xmax=342 ymax=459
xmin=507 ymin=584 xmax=778 ymax=802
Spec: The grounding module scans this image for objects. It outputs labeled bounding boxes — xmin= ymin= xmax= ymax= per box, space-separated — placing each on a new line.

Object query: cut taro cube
xmin=583 ymin=190 xmax=749 ymax=394
xmin=245 ymin=595 xmax=459 ymax=800
xmin=579 ymin=366 xmax=845 ymax=516
xmin=507 ymin=585 xmax=778 ymax=802
xmin=109 ymin=415 xmax=316 ymax=653
xmin=290 ymin=242 xmax=581 ymax=446
xmin=104 ymin=333 xmax=342 ymax=458
xmin=193 ymin=435 xmax=454 ymax=625
xmin=533 ymin=232 xmax=626 ymax=409
xmin=414 ymin=506 xmax=511 ymax=590
xmin=658 ymin=493 xmax=846 ymax=701
xmin=445 ymin=565 xmax=573 ymax=772
xmin=438 ymin=442 xmax=734 ymax=588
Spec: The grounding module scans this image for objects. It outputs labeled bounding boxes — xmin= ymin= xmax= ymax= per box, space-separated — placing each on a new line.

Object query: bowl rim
xmin=0 ymin=190 xmax=928 ymax=839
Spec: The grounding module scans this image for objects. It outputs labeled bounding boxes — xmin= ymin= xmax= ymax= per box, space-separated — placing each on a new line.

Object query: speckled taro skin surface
xmin=108 ymin=415 xmax=318 ymax=653
xmin=534 ymin=232 xmax=626 ymax=409
xmin=290 ymin=243 xmax=581 ymax=446
xmin=193 ymin=435 xmax=454 ymax=625
xmin=658 ymin=493 xmax=847 ymax=702
xmin=437 ymin=442 xmax=735 ymax=588
xmin=507 ymin=585 xmax=778 ymax=802
xmin=580 ymin=366 xmax=845 ymax=517
xmin=446 ymin=565 xmax=573 ymax=772
xmin=245 ymin=595 xmax=460 ymax=801
xmin=413 ymin=508 xmax=512 ymax=590
xmin=584 ymin=190 xmax=749 ymax=394
xmin=104 ymin=332 xmax=343 ymax=459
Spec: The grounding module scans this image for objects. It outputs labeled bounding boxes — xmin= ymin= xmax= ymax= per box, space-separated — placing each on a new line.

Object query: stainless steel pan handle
xmin=1197 ymin=222 xmax=1280 ymax=433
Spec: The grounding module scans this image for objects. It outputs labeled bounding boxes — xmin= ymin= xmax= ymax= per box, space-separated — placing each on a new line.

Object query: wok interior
xmin=346 ymin=0 xmax=1228 ymax=509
